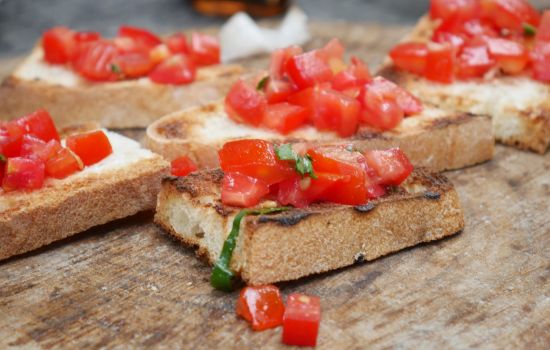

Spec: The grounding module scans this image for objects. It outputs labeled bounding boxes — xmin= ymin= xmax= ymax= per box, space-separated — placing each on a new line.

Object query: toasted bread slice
xmin=0 ymin=129 xmax=169 ymax=261
xmin=378 ymin=16 xmax=550 ymax=154
xmin=144 ymin=100 xmax=493 ymax=172
xmin=154 ymin=168 xmax=464 ymax=285
xmin=0 ymin=47 xmax=243 ymax=128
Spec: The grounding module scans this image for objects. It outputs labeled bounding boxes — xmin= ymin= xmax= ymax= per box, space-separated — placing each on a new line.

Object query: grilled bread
xmin=378 ymin=16 xmax=550 ymax=154
xmin=155 ymin=168 xmax=464 ymax=285
xmin=0 ymin=128 xmax=169 ymax=261
xmin=145 ymin=100 xmax=493 ymax=172
xmin=0 ymin=47 xmax=243 ymax=128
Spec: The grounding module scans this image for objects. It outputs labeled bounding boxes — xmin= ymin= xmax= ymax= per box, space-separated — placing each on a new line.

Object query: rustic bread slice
xmin=378 ymin=15 xmax=550 ymax=154
xmin=0 ymin=129 xmax=169 ymax=261
xmin=144 ymin=100 xmax=494 ymax=172
xmin=155 ymin=168 xmax=464 ymax=286
xmin=0 ymin=47 xmax=243 ymax=128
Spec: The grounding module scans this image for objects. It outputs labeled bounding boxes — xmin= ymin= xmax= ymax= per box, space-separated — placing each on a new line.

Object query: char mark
xmin=258 ymin=211 xmax=312 ymax=227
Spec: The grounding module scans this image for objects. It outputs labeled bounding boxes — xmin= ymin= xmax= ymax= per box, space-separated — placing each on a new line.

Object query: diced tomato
xmin=42 ymin=26 xmax=76 ymax=64
xmin=74 ymin=31 xmax=101 ymax=43
xmin=118 ymin=25 xmax=162 ymax=50
xmin=285 ymin=51 xmax=333 ymax=89
xmin=485 ymin=37 xmax=529 ymax=74
xmin=166 ymin=33 xmax=189 ymax=54
xmin=359 ymin=80 xmax=405 ymax=130
xmin=456 ymin=42 xmax=495 ymax=79
xmin=45 ymin=148 xmax=84 ymax=179
xmin=2 ymin=157 xmax=45 ymax=191
xmin=531 ymin=41 xmax=550 ymax=82
xmin=480 ymin=0 xmax=540 ymax=31
xmin=363 ymin=77 xmax=423 ymax=116
xmin=309 ymin=146 xmax=368 ymax=205
xmin=430 ymin=0 xmax=480 ymax=21
xmin=149 ymin=44 xmax=171 ymax=65
xmin=66 ymin=130 xmax=112 ymax=166
xmin=221 ymin=172 xmax=270 ymax=207
xmin=349 ymin=56 xmax=372 ymax=82
xmin=276 ymin=176 xmax=311 ymax=208
xmin=218 ymin=139 xmax=295 ymax=185
xmin=316 ymin=89 xmax=361 ymax=137
xmin=425 ymin=44 xmax=455 ymax=83
xmin=224 ymin=80 xmax=267 ymax=126
xmin=389 ymin=42 xmax=429 ymax=75
xmin=269 ymin=46 xmax=303 ymax=79
xmin=318 ymin=38 xmax=346 ymax=74
xmin=16 ymin=109 xmax=60 ymax=142
xmin=190 ymin=32 xmax=220 ymax=66
xmin=19 ymin=135 xmax=63 ymax=162
xmin=536 ymin=10 xmax=550 ymax=42
xmin=236 ymin=285 xmax=285 ymax=331
xmin=0 ymin=123 xmax=25 ymax=157
xmin=264 ymin=78 xmax=295 ymax=104
xmin=363 ymin=148 xmax=414 ymax=186
xmin=149 ymin=54 xmax=196 ymax=85
xmin=73 ymin=40 xmax=120 ymax=81
xmin=433 ymin=31 xmax=467 ymax=50
xmin=282 ymin=293 xmax=321 ymax=347
xmin=170 ymin=156 xmax=198 ymax=177
xmin=286 ymin=87 xmax=317 ymax=118
xmin=116 ymin=51 xmax=155 ymax=78
xmin=435 ymin=16 xmax=498 ymax=40
xmin=262 ymin=103 xmax=309 ymax=134
xmin=331 ymin=56 xmax=371 ymax=91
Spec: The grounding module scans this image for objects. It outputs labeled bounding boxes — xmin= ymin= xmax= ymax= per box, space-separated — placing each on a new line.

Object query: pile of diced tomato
xmin=236 ymin=285 xmax=321 ymax=347
xmin=0 ymin=110 xmax=113 ymax=192
xmin=42 ymin=25 xmax=220 ymax=84
xmin=390 ymin=0 xmax=550 ymax=83
xmin=218 ymin=139 xmax=413 ymax=208
xmin=224 ymin=39 xmax=423 ymax=136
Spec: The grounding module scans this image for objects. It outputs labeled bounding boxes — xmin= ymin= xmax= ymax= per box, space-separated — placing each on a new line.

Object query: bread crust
xmin=154 ymin=168 xmax=464 ymax=285
xmin=378 ymin=16 xmax=550 ymax=154
xmin=145 ymin=101 xmax=494 ymax=172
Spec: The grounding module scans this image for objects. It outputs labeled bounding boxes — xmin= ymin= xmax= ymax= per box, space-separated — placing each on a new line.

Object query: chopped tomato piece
xmin=531 ymin=41 xmax=550 ymax=82
xmin=0 ymin=161 xmax=5 ymax=186
xmin=364 ymin=77 xmax=423 ymax=116
xmin=285 ymin=51 xmax=333 ymax=89
xmin=166 ymin=33 xmax=189 ymax=54
xmin=359 ymin=80 xmax=406 ymax=130
xmin=0 ymin=123 xmax=24 ymax=158
xmin=269 ymin=46 xmax=303 ymax=79
xmin=264 ymin=78 xmax=295 ymax=104
xmin=74 ymin=31 xmax=101 ymax=43
xmin=311 ymin=89 xmax=360 ymax=137
xmin=282 ymin=293 xmax=321 ymax=347
xmin=225 ymin=80 xmax=267 ymax=126
xmin=433 ymin=31 xmax=467 ymax=50
xmin=73 ymin=40 xmax=120 ymax=81
xmin=331 ymin=56 xmax=371 ymax=91
xmin=118 ymin=25 xmax=162 ymax=50
xmin=425 ymin=44 xmax=455 ymax=83
xmin=42 ymin=26 xmax=76 ymax=64
xmin=318 ymin=38 xmax=346 ymax=73
xmin=536 ymin=10 xmax=550 ymax=42
xmin=117 ymin=51 xmax=155 ymax=78
xmin=171 ymin=156 xmax=198 ymax=177
xmin=236 ymin=285 xmax=285 ymax=331
xmin=2 ymin=157 xmax=45 ymax=191
xmin=19 ymin=135 xmax=62 ymax=162
xmin=485 ymin=37 xmax=529 ymax=74
xmin=221 ymin=172 xmax=270 ymax=207
xmin=45 ymin=148 xmax=84 ymax=179
xmin=149 ymin=54 xmax=196 ymax=85
xmin=389 ymin=42 xmax=428 ymax=75
xmin=66 ymin=130 xmax=112 ymax=166
xmin=276 ymin=176 xmax=311 ymax=208
xmin=430 ymin=0 xmax=480 ymax=21
xmin=219 ymin=139 xmax=295 ymax=185
xmin=481 ymin=0 xmax=540 ymax=31
xmin=363 ymin=148 xmax=414 ymax=186
xmin=456 ymin=42 xmax=495 ymax=79
xmin=190 ymin=32 xmax=220 ymax=66
xmin=16 ymin=109 xmax=60 ymax=142
xmin=262 ymin=103 xmax=308 ymax=134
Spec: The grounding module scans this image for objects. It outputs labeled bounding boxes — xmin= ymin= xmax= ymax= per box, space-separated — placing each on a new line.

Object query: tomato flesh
xmin=117 ymin=51 xmax=155 ymax=78
xmin=269 ymin=46 xmax=303 ymax=79
xmin=456 ymin=42 xmax=495 ymax=79
xmin=485 ymin=37 xmax=529 ymax=74
xmin=46 ymin=148 xmax=84 ymax=179
xmin=236 ymin=285 xmax=285 ymax=331
xmin=282 ymin=293 xmax=321 ymax=347
xmin=118 ymin=25 xmax=162 ymax=50
xmin=221 ymin=172 xmax=270 ymax=207
xmin=224 ymin=80 xmax=267 ymax=126
xmin=149 ymin=54 xmax=196 ymax=85
xmin=42 ymin=26 xmax=76 ymax=64
xmin=66 ymin=130 xmax=113 ymax=166
xmin=190 ymin=32 xmax=220 ymax=66
xmin=430 ymin=0 xmax=480 ymax=21
xmin=19 ymin=135 xmax=62 ymax=162
xmin=425 ymin=44 xmax=455 ymax=83
xmin=481 ymin=0 xmax=540 ymax=31
xmin=16 ymin=109 xmax=60 ymax=142
xmin=171 ymin=156 xmax=198 ymax=177
xmin=390 ymin=43 xmax=429 ymax=75
xmin=2 ymin=157 xmax=45 ymax=192
xmin=262 ymin=103 xmax=309 ymax=134
xmin=166 ymin=33 xmax=189 ymax=54
xmin=73 ymin=40 xmax=120 ymax=81
xmin=285 ymin=51 xmax=333 ymax=89
xmin=363 ymin=148 xmax=414 ymax=186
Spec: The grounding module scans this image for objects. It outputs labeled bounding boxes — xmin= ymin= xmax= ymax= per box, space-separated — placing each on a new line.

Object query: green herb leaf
xmin=211 ymin=207 xmax=291 ymax=292
xmin=0 ymin=154 xmax=5 ymax=163
xmin=523 ymin=22 xmax=537 ymax=36
xmin=256 ymin=76 xmax=269 ymax=91
xmin=110 ymin=63 xmax=122 ymax=74
xmin=274 ymin=144 xmax=317 ymax=179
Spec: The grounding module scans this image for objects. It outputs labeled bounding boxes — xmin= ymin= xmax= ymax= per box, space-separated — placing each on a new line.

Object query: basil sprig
xmin=211 ymin=207 xmax=290 ymax=291
xmin=0 ymin=154 xmax=5 ymax=163
xmin=275 ymin=144 xmax=317 ymax=179
xmin=523 ymin=22 xmax=537 ymax=36
xmin=256 ymin=76 xmax=269 ymax=90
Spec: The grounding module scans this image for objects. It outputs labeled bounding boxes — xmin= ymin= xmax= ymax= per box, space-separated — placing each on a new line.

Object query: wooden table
xmin=1 ymin=22 xmax=549 ymax=349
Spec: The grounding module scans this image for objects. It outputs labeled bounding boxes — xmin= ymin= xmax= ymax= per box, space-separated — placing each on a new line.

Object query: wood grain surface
xmin=0 ymin=22 xmax=549 ymax=350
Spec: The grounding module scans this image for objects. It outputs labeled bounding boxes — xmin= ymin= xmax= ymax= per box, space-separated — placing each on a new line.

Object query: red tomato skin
xmin=190 ymin=32 xmax=220 ymax=66
xmin=73 ymin=40 xmax=120 ymax=81
xmin=269 ymin=46 xmax=303 ymax=79
xmin=118 ymin=25 xmax=162 ymax=49
xmin=170 ymin=156 xmax=198 ymax=177
xmin=531 ymin=41 xmax=550 ymax=82
xmin=364 ymin=77 xmax=423 ymax=116
xmin=66 ymin=130 xmax=113 ymax=166
xmin=45 ymin=148 xmax=84 ymax=179
xmin=425 ymin=44 xmax=455 ymax=83
xmin=276 ymin=176 xmax=311 ymax=208
xmin=19 ymin=135 xmax=62 ymax=162
xmin=485 ymin=37 xmax=529 ymax=74
xmin=433 ymin=31 xmax=467 ymax=50
xmin=430 ymin=0 xmax=480 ymax=21
xmin=221 ymin=172 xmax=270 ymax=207
xmin=285 ymin=51 xmax=333 ymax=89
xmin=74 ymin=31 xmax=101 ymax=43
xmin=0 ymin=123 xmax=25 ymax=157
xmin=2 ymin=157 xmax=45 ymax=191
xmin=264 ymin=78 xmax=295 ymax=104
xmin=389 ymin=42 xmax=429 ymax=75
xmin=224 ymin=80 xmax=267 ymax=126
xmin=236 ymin=285 xmax=285 ymax=331
xmin=331 ymin=57 xmax=371 ymax=91
xmin=117 ymin=51 xmax=155 ymax=78
xmin=16 ymin=109 xmax=60 ymax=142
xmin=149 ymin=54 xmax=196 ymax=85
xmin=481 ymin=0 xmax=540 ymax=31
xmin=536 ymin=10 xmax=550 ymax=42
xmin=456 ymin=42 xmax=495 ymax=79
xmin=166 ymin=33 xmax=189 ymax=54
xmin=282 ymin=293 xmax=321 ymax=347
xmin=363 ymin=148 xmax=414 ymax=186
xmin=262 ymin=103 xmax=309 ymax=134
xmin=218 ymin=139 xmax=295 ymax=186
xmin=42 ymin=26 xmax=76 ymax=64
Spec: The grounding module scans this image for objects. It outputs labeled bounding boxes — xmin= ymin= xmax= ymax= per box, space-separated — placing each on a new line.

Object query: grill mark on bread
xmin=354 ymin=202 xmax=376 ymax=213
xmin=257 ymin=211 xmax=312 ymax=226
xmin=156 ymin=120 xmax=188 ymax=139
xmin=429 ymin=112 xmax=484 ymax=129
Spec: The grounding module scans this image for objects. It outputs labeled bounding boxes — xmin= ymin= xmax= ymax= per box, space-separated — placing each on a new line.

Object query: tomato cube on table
xmin=66 ymin=130 xmax=113 ymax=166
xmin=282 ymin=293 xmax=321 ymax=347
xmin=236 ymin=285 xmax=285 ymax=331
